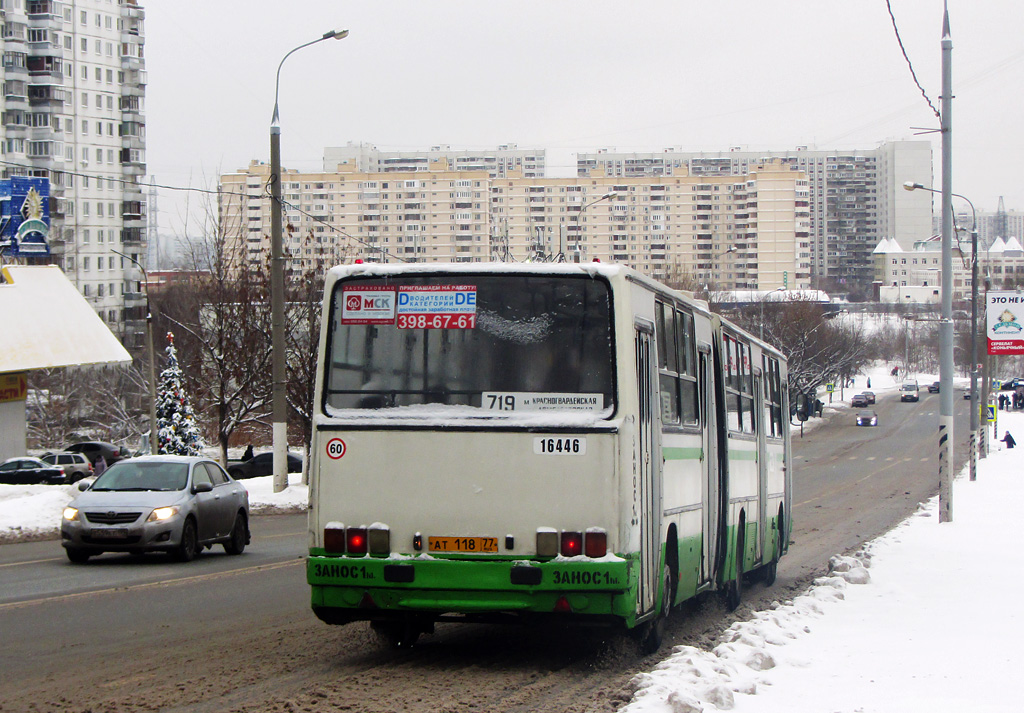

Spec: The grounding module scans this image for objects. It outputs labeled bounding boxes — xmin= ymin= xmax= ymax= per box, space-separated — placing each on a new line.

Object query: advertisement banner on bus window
xmin=396 ymin=285 xmax=477 ymax=329
xmin=340 ymin=285 xmax=396 ymax=325
xmin=986 ymin=291 xmax=1024 ymax=355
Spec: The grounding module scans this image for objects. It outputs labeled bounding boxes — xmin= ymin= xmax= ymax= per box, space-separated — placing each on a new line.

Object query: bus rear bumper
xmin=308 ymin=554 xmax=636 ymax=625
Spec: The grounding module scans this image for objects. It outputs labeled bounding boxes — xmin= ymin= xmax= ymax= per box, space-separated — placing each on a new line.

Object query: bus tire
xmin=372 ymin=620 xmax=421 ymax=649
xmin=725 ymin=526 xmax=744 ymax=611
xmin=639 ymin=565 xmax=673 ymax=654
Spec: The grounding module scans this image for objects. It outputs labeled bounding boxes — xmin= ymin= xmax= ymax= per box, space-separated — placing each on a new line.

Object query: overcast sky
xmin=144 ymin=1 xmax=1024 ymax=238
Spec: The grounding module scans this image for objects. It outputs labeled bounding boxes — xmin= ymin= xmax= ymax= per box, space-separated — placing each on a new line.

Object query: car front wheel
xmin=175 ymin=518 xmax=199 ymax=562
xmin=66 ymin=548 xmax=91 ymax=564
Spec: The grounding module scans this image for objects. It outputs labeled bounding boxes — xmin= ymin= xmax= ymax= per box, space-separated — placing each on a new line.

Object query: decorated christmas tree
xmin=156 ymin=331 xmax=204 ymax=456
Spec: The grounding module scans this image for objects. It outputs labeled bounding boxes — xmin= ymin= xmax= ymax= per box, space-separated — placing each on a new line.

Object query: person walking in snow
xmin=1002 ymin=431 xmax=1016 ymax=449
xmin=867 ymin=377 xmax=871 ymax=389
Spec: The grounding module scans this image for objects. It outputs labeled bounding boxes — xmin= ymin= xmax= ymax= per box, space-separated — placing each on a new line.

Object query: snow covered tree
xmin=156 ymin=331 xmax=204 ymax=456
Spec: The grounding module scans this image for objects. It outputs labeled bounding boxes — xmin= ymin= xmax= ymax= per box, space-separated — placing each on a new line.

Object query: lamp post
xmin=270 ymin=29 xmax=349 ymax=492
xmin=904 ymin=182 xmax=977 ymax=481
xmin=702 ymin=245 xmax=738 ymax=294
xmin=568 ymin=191 xmax=615 ymax=262
xmin=759 ymin=287 xmax=786 ymax=340
xmin=113 ymin=249 xmax=157 ymax=455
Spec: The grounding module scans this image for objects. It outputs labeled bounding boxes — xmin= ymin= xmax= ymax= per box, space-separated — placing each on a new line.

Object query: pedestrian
xmin=242 ymin=444 xmax=254 ymax=461
xmin=94 ymin=455 xmax=107 ymax=476
xmin=891 ymin=366 xmax=899 ymax=378
xmin=1002 ymin=431 xmax=1016 ymax=449
xmin=867 ymin=377 xmax=871 ymax=389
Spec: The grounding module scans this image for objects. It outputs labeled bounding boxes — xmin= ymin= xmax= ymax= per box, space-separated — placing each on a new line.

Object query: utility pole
xmin=937 ymin=4 xmax=954 ymax=522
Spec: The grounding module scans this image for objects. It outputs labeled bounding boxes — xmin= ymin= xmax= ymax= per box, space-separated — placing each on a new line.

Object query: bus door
xmin=754 ymin=370 xmax=768 ymax=563
xmin=634 ymin=320 xmax=660 ymax=615
xmin=698 ymin=344 xmax=716 ymax=586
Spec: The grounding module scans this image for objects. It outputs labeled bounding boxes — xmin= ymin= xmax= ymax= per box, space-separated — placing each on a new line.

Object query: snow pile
xmin=624 ymin=410 xmax=1024 ymax=713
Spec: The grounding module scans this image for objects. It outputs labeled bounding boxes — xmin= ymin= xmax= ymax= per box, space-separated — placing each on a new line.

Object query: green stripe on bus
xmin=663 ymin=447 xmax=703 ymax=461
xmin=729 ymin=450 xmax=758 ymax=461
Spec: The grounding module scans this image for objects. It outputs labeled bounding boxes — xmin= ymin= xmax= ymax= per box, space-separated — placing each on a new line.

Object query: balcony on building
xmin=121 ymin=227 xmax=144 ymax=247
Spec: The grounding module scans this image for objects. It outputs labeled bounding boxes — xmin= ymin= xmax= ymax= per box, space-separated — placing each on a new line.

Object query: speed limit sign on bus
xmin=326 ymin=438 xmax=347 ymax=460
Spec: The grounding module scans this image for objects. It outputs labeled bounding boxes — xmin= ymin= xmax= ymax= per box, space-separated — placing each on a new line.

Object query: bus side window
xmin=678 ymin=309 xmax=698 ymax=426
xmin=656 ymin=301 xmax=680 ymax=425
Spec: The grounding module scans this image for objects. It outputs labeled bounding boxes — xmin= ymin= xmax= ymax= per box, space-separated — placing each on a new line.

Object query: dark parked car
xmin=851 ymin=393 xmax=869 ymax=407
xmin=227 ymin=452 xmax=302 ymax=480
xmin=856 ymin=410 xmax=879 ymax=427
xmin=41 ymin=452 xmax=93 ymax=482
xmin=928 ymin=381 xmax=940 ymax=393
xmin=0 ymin=457 xmax=67 ymax=485
xmin=61 ymin=455 xmax=250 ymax=563
xmin=64 ymin=441 xmax=131 ymax=466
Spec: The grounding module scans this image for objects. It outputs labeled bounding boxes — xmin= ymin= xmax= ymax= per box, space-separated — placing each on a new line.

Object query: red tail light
xmin=553 ymin=595 xmax=572 ymax=613
xmin=585 ymin=530 xmax=607 ymax=558
xmin=324 ymin=524 xmax=345 ymax=553
xmin=346 ymin=527 xmax=368 ymax=554
xmin=560 ymin=531 xmax=583 ymax=557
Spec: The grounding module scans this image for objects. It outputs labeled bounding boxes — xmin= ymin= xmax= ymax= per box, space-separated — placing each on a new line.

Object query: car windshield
xmin=902 ymin=384 xmax=916 ymax=390
xmin=90 ymin=461 xmax=189 ymax=492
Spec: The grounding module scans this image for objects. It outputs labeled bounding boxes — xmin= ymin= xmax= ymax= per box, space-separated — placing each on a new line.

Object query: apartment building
xmin=577 ymin=141 xmax=932 ymax=295
xmin=0 ymin=0 xmax=146 ymax=341
xmin=873 ymin=235 xmax=1024 ymax=304
xmin=221 ymin=160 xmax=808 ymax=291
xmin=220 ymin=161 xmax=493 ymax=271
xmin=323 ymin=142 xmax=545 ymax=179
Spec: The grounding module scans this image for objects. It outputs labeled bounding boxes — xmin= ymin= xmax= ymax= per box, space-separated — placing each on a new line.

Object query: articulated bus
xmin=307 ymin=262 xmax=791 ymax=650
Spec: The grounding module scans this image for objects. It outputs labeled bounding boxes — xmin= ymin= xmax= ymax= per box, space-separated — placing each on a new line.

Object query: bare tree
xmin=154 ymin=202 xmax=273 ymax=465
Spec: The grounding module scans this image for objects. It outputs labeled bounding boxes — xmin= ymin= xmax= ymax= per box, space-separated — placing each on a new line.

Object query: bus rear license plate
xmin=428 ymin=536 xmax=498 ymax=553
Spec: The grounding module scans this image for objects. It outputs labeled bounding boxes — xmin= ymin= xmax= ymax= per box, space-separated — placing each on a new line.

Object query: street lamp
xmin=701 ymin=245 xmax=738 ymax=294
xmin=270 ymin=29 xmax=349 ymax=492
xmin=759 ymin=286 xmax=786 ymax=340
xmin=113 ymin=249 xmax=157 ymax=455
xmin=904 ymin=181 xmax=978 ymax=481
xmin=567 ymin=191 xmax=616 ymax=262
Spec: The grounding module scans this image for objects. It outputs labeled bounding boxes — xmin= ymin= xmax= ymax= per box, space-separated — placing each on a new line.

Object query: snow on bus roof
xmin=327 ymin=260 xmax=625 ymax=280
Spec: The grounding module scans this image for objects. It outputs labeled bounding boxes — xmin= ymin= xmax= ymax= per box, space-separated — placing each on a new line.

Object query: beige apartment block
xmin=220 ymin=161 xmax=807 ymax=290
xmin=220 ymin=161 xmax=493 ymax=272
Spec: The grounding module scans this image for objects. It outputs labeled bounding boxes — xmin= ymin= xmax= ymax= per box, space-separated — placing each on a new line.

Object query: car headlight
xmin=147 ymin=506 xmax=180 ymax=522
xmin=63 ymin=507 xmax=79 ymax=521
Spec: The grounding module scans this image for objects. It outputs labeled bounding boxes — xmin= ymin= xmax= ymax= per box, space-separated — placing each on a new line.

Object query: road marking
xmin=0 ymin=557 xmax=303 ymax=612
xmin=867 ymin=456 xmax=876 ymax=461
xmin=0 ymin=557 xmax=64 ymax=569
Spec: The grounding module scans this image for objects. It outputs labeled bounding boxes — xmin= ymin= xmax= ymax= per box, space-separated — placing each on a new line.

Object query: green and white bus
xmin=307 ymin=262 xmax=791 ymax=649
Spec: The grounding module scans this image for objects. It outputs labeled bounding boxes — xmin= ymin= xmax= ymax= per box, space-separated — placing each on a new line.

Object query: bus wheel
xmin=639 ymin=565 xmax=673 ymax=654
xmin=725 ymin=528 xmax=744 ymax=611
xmin=371 ymin=620 xmax=421 ymax=649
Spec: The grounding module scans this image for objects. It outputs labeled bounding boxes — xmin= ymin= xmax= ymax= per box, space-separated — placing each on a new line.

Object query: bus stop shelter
xmin=0 ymin=265 xmax=131 ymax=461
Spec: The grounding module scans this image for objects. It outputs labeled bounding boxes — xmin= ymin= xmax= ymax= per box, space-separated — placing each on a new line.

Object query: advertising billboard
xmin=0 ymin=176 xmax=51 ymax=257
xmin=986 ymin=291 xmax=1024 ymax=355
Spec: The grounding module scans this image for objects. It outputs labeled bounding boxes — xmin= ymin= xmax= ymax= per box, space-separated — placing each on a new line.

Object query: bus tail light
xmin=324 ymin=522 xmax=345 ymax=553
xmin=367 ymin=524 xmax=390 ymax=555
xmin=585 ymin=529 xmax=607 ymax=558
xmin=553 ymin=595 xmax=572 ymax=613
xmin=536 ymin=529 xmax=558 ymax=557
xmin=347 ymin=527 xmax=368 ymax=554
xmin=560 ymin=531 xmax=583 ymax=557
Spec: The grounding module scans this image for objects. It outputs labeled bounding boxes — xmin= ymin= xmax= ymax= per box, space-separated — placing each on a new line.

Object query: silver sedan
xmin=60 ymin=455 xmax=249 ymax=564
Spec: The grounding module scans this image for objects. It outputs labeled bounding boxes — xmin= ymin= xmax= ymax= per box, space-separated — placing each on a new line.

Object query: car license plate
xmin=91 ymin=528 xmax=128 ymax=539
xmin=428 ymin=536 xmax=498 ymax=553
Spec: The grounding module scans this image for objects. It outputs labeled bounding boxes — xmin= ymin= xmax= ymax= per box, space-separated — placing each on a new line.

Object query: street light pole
xmin=568 ymin=191 xmax=615 ymax=262
xmin=937 ymin=7 xmax=954 ymax=522
xmin=903 ymin=183 xmax=977 ymax=482
xmin=270 ymin=29 xmax=349 ymax=492
xmin=113 ymin=249 xmax=157 ymax=455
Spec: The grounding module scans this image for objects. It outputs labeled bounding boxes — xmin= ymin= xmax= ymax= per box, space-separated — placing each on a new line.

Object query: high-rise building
xmin=0 ymin=0 xmax=146 ymax=343
xmin=577 ymin=141 xmax=932 ymax=295
xmin=323 ymin=142 xmax=546 ymax=179
xmin=220 ymin=160 xmax=808 ymax=291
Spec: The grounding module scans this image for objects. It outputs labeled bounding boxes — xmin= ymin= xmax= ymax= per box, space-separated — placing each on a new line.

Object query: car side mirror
xmin=77 ymin=480 xmax=92 ymax=491
xmin=193 ymin=482 xmax=213 ymax=493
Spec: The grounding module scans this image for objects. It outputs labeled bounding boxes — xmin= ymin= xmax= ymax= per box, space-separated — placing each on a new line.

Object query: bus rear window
xmin=324 ymin=274 xmax=614 ymax=414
